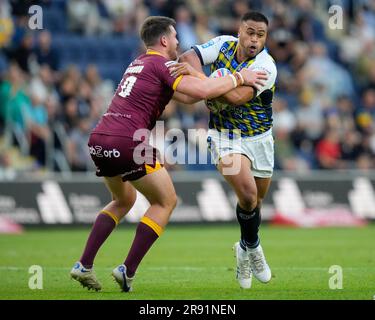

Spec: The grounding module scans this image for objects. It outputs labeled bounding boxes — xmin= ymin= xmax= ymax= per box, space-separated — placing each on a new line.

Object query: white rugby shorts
xmin=207 ymin=128 xmax=274 ymax=178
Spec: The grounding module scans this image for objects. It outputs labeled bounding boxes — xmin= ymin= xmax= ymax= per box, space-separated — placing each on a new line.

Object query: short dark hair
xmin=140 ymin=16 xmax=176 ymax=47
xmin=241 ymin=12 xmax=269 ymax=26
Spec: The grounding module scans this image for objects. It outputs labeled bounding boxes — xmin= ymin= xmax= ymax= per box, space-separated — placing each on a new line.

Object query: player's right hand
xmin=239 ymin=69 xmax=268 ymax=91
xmin=169 ymin=62 xmax=203 ymax=78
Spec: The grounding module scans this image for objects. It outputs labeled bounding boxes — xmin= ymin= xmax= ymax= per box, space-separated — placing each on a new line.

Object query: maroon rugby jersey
xmin=93 ymin=51 xmax=183 ymax=137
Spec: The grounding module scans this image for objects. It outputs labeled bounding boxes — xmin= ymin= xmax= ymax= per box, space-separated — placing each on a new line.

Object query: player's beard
xmin=170 ymin=51 xmax=178 ymax=61
xmin=168 ymin=45 xmax=178 ymax=61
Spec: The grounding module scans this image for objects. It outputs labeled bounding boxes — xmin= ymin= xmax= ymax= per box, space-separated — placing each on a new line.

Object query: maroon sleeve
xmin=155 ymin=59 xmax=183 ymax=90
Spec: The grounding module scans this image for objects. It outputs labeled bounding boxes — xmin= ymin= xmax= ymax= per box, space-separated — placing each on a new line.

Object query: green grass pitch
xmin=0 ymin=224 xmax=374 ymax=300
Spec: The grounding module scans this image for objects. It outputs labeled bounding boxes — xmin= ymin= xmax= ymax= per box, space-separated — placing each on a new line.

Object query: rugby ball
xmin=205 ymin=68 xmax=232 ymax=113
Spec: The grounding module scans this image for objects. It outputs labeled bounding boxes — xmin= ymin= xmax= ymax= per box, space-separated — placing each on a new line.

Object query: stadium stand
xmin=1 ymin=0 xmax=375 ymax=177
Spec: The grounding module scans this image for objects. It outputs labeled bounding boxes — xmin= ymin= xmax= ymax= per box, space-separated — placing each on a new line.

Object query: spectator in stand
xmin=62 ymin=98 xmax=80 ymax=133
xmin=295 ymin=88 xmax=325 ymax=142
xmin=34 ymin=31 xmax=59 ymax=71
xmin=10 ymin=32 xmax=33 ymax=73
xmin=76 ymin=80 xmax=92 ymax=119
xmin=84 ymin=64 xmax=114 ymax=113
xmin=0 ymin=0 xmax=14 ymax=49
xmin=175 ymin=5 xmax=198 ymax=52
xmin=315 ymin=129 xmax=343 ymax=169
xmin=356 ymin=88 xmax=375 ymax=134
xmin=67 ymin=0 xmax=102 ymax=35
xmin=273 ymin=96 xmax=297 ymax=134
xmin=340 ymin=130 xmax=365 ymax=168
xmin=194 ymin=13 xmax=218 ymax=43
xmin=58 ymin=65 xmax=81 ymax=103
xmin=66 ymin=118 xmax=93 ymax=171
xmin=300 ymin=42 xmax=354 ymax=101
xmin=24 ymin=91 xmax=50 ymax=167
xmin=146 ymin=0 xmax=169 ymax=16
xmin=0 ymin=62 xmax=29 ymax=130
xmin=29 ymin=64 xmax=57 ymax=104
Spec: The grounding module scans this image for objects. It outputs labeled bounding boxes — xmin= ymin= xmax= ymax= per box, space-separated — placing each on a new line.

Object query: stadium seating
xmin=42 ymin=8 xmax=67 ymax=34
xmin=52 ymin=35 xmax=139 ymax=83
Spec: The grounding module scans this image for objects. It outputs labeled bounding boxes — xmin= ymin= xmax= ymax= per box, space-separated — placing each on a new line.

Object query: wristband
xmin=235 ymin=72 xmax=244 ymax=85
xmin=228 ymin=74 xmax=238 ymax=88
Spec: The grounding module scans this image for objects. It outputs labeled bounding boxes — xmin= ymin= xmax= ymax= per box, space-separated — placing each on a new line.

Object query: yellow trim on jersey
xmin=146 ymin=49 xmax=163 ymax=56
xmin=145 ymin=161 xmax=162 ymax=175
xmin=172 ymin=75 xmax=183 ymax=90
xmin=100 ymin=210 xmax=119 ymax=225
xmin=140 ymin=216 xmax=163 ymax=236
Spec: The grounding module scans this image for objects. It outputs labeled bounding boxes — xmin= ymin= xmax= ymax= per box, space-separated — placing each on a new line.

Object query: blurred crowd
xmin=0 ymin=0 xmax=375 ymax=177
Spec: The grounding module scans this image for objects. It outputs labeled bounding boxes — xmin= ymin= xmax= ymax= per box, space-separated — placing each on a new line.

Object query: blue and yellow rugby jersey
xmin=192 ymin=36 xmax=277 ymax=138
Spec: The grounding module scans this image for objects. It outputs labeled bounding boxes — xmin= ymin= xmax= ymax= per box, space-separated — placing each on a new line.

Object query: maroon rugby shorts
xmin=88 ymin=133 xmax=162 ymax=181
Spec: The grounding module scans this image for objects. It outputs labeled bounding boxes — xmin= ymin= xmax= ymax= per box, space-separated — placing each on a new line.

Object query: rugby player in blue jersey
xmin=172 ymin=12 xmax=277 ymax=289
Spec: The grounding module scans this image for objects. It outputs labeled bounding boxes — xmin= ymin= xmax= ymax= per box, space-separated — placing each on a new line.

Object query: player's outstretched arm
xmin=174 ymin=67 xmax=267 ymax=100
xmin=171 ymin=62 xmax=207 ymax=104
xmin=172 ymin=91 xmax=200 ymax=104
xmin=176 ymin=50 xmax=223 ymax=101
xmin=174 ymin=74 xmax=236 ymax=100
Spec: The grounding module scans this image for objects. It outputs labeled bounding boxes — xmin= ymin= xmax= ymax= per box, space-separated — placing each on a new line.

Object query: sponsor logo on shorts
xmin=89 ymin=145 xmax=121 ymax=158
xmin=121 ymin=167 xmax=143 ymax=178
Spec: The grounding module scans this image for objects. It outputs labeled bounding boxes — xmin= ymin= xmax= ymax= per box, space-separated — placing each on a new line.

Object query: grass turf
xmin=0 ymin=224 xmax=374 ymax=300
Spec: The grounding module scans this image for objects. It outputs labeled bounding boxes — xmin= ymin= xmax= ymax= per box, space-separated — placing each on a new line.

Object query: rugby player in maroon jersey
xmin=70 ymin=16 xmax=268 ymax=292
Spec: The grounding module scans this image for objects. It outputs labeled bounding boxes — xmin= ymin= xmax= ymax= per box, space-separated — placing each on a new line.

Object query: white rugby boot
xmin=112 ymin=264 xmax=135 ymax=292
xmin=70 ymin=261 xmax=102 ymax=291
xmin=233 ymin=242 xmax=252 ymax=289
xmin=248 ymin=244 xmax=272 ymax=283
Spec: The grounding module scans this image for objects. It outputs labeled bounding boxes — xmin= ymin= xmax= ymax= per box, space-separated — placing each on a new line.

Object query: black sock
xmin=236 ymin=203 xmax=261 ymax=250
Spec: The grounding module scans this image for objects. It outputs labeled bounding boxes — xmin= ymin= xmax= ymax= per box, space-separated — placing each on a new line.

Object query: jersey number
xmin=118 ymin=76 xmax=137 ymax=98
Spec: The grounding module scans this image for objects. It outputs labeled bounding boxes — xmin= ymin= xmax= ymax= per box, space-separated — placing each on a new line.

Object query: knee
xmin=157 ymin=191 xmax=178 ymax=213
xmin=166 ymin=192 xmax=178 ymax=212
xmin=238 ymin=187 xmax=258 ymax=211
xmin=114 ymin=193 xmax=137 ymax=216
